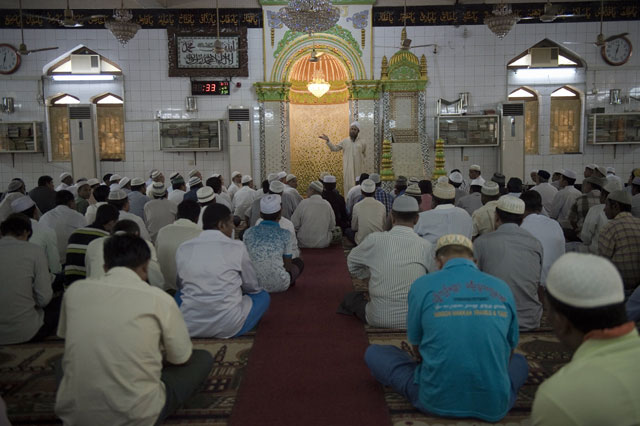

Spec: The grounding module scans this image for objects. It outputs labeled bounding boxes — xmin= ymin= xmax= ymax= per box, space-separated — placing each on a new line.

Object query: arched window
xmin=550 ymin=86 xmax=581 ymax=154
xmin=508 ymin=87 xmax=539 ymax=154
xmin=92 ymin=93 xmax=125 ymax=161
xmin=47 ymin=93 xmax=80 ymax=161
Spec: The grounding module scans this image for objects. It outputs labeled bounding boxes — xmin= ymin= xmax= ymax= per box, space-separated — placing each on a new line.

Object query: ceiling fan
xmin=376 ymin=0 xmax=438 ymax=54
xmin=520 ymin=1 xmax=582 ymax=23
xmin=17 ymin=0 xmax=58 ymax=55
xmin=25 ymin=0 xmax=106 ymax=28
xmin=562 ymin=0 xmax=627 ymax=47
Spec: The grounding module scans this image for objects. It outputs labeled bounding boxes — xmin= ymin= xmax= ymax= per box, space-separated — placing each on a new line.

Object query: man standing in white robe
xmin=319 ymin=122 xmax=366 ymax=196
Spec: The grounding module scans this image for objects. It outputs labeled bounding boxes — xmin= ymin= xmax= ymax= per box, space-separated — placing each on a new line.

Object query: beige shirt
xmin=39 ymin=204 xmax=88 ymax=260
xmin=472 ymin=200 xmax=499 ymax=237
xmin=55 ymin=267 xmax=192 ymax=425
xmin=30 ymin=218 xmax=61 ymax=274
xmin=352 ymin=197 xmax=386 ymax=244
xmin=84 ymin=201 xmax=107 ymax=226
xmin=291 ymin=194 xmax=336 ymax=248
xmin=118 ymin=210 xmax=151 ymax=242
xmin=156 ymin=219 xmax=202 ymax=291
xmin=85 ymin=237 xmax=166 ymax=290
xmin=144 ymin=199 xmax=177 ymax=243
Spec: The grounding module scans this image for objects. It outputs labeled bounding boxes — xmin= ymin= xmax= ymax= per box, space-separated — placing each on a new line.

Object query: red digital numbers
xmin=192 ymin=81 xmax=229 ymax=95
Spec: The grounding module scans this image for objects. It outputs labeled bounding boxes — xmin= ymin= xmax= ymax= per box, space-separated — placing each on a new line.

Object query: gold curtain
xmin=48 ymin=106 xmax=71 ymax=161
xmin=97 ymin=105 xmax=125 ymax=161
xmin=550 ymin=98 xmax=581 ymax=154
xmin=524 ymin=100 xmax=539 ymax=154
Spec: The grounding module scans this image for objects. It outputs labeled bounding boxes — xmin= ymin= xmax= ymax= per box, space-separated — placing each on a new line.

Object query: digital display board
xmin=191 ymin=80 xmax=230 ymax=95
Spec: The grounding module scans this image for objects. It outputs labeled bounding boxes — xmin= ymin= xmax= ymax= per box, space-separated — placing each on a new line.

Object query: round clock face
xmin=602 ymin=36 xmax=632 ymax=66
xmin=0 ymin=44 xmax=20 ymax=75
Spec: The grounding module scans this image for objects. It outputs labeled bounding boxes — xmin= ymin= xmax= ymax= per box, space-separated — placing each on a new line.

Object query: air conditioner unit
xmin=70 ymin=54 xmax=101 ymax=74
xmin=227 ymin=106 xmax=252 ymax=181
xmin=500 ymin=102 xmax=525 ymax=180
xmin=529 ymin=47 xmax=559 ymax=68
xmin=68 ymin=105 xmax=98 ymax=179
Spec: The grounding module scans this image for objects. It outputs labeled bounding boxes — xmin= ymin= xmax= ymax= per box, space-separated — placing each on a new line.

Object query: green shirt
xmin=531 ymin=328 xmax=640 ymax=425
xmin=76 ymin=197 xmax=90 ymax=215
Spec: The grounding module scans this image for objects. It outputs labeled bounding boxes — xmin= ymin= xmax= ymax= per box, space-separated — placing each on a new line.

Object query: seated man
xmin=0 ymin=213 xmax=56 ymax=344
xmin=471 ymin=181 xmax=501 ymax=238
xmin=338 ymin=196 xmax=434 ymax=329
xmin=474 ymin=196 xmax=543 ymax=330
xmin=291 ymin=181 xmax=336 ymax=248
xmin=176 ymin=204 xmax=269 ymax=338
xmin=531 ymin=253 xmax=640 ymax=425
xmin=107 ymin=189 xmax=151 ymax=241
xmin=346 ymin=179 xmax=386 ymax=245
xmin=415 ymin=182 xmax=472 ymax=244
xmin=55 ymin=234 xmax=214 ymax=424
xmin=39 ymin=189 xmax=87 ymax=260
xmin=144 ymin=182 xmax=177 ymax=243
xmin=244 ymin=194 xmax=304 ymax=292
xmin=456 ymin=178 xmax=483 ymax=216
xmin=321 ymin=175 xmax=349 ymax=230
xmin=365 ymin=234 xmax=527 ymax=422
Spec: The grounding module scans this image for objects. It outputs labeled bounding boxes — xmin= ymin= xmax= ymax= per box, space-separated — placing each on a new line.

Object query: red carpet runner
xmin=230 ymin=246 xmax=392 ymax=426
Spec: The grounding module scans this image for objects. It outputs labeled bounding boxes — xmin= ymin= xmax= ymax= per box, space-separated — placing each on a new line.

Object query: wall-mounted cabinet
xmin=158 ymin=120 xmax=224 ymax=152
xmin=586 ymin=113 xmax=640 ymax=145
xmin=436 ymin=115 xmax=499 ymax=147
xmin=0 ymin=121 xmax=42 ymax=153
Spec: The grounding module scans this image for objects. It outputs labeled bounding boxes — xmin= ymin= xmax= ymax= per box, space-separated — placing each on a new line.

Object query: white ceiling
xmin=0 ymin=0 xmax=596 ymax=9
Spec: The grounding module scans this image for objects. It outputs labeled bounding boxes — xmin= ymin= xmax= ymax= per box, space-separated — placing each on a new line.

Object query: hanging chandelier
xmin=105 ymin=0 xmax=141 ymax=46
xmin=307 ymin=69 xmax=331 ymax=98
xmin=278 ymin=0 xmax=340 ymax=35
xmin=485 ymin=2 xmax=520 ymax=39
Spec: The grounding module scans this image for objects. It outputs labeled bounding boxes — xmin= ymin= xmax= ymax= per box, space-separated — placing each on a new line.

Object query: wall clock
xmin=0 ymin=44 xmax=20 ymax=75
xmin=601 ymin=35 xmax=632 ymax=66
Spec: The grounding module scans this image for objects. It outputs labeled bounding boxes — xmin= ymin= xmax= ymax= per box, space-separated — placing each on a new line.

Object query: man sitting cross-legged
xmin=55 ymin=233 xmax=213 ymax=424
xmin=338 ymin=196 xmax=434 ymax=328
xmin=364 ymin=234 xmax=527 ymax=423
xmin=176 ymin=204 xmax=270 ymax=338
xmin=244 ymin=194 xmax=304 ymax=292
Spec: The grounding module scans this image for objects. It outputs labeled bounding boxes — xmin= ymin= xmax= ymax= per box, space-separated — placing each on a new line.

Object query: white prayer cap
xmin=409 ymin=177 xmax=420 ymax=185
xmin=188 ymin=176 xmax=202 ymax=187
xmin=131 ymin=177 xmax=145 ymax=186
xmin=231 ymin=171 xmax=241 ymax=179
xmin=151 ymin=170 xmax=162 ymax=179
xmin=469 ymin=164 xmax=481 ymax=172
xmin=109 ymin=174 xmax=122 ymax=182
xmin=481 ymin=181 xmax=500 ymax=196
xmin=169 ymin=171 xmax=181 ymax=180
xmin=151 ymin=182 xmax=167 ymax=197
xmin=596 ymin=166 xmax=607 ymax=176
xmin=530 ymin=169 xmax=538 ymax=174
xmin=309 ymin=181 xmax=323 ymax=193
xmin=11 ymin=196 xmax=35 ymax=213
xmin=369 ymin=173 xmax=381 ymax=184
xmin=76 ymin=179 xmax=90 ymax=189
xmin=211 ymin=173 xmax=221 ymax=179
xmin=606 ymin=167 xmax=615 ymax=175
xmin=148 ymin=168 xmax=158 ymax=177
xmin=437 ymin=176 xmax=449 ymax=184
xmin=286 ymin=174 xmax=296 ymax=183
xmin=433 ymin=182 xmax=455 ymax=200
xmin=470 ymin=178 xmax=484 ymax=187
xmin=60 ymin=172 xmax=71 ymax=180
xmin=269 ymin=180 xmax=285 ymax=194
xmin=267 ymin=173 xmax=279 ymax=183
xmin=607 ymin=190 xmax=632 ymax=206
xmin=319 ymin=171 xmax=330 ymax=180
xmin=87 ymin=178 xmax=100 ymax=186
xmin=404 ymin=184 xmax=422 ymax=197
xmin=108 ymin=189 xmax=127 ymax=201
xmin=603 ymin=179 xmax=623 ymax=193
xmin=585 ymin=164 xmax=596 ymax=170
xmin=350 ymin=121 xmax=360 ymax=129
xmin=119 ymin=177 xmax=130 ymax=187
xmin=7 ymin=180 xmax=23 ymax=192
xmin=109 ymin=183 xmax=121 ymax=192
xmin=497 ymin=195 xmax=525 ymax=215
xmin=277 ymin=171 xmax=287 ymax=180
xmin=546 ymin=253 xmax=624 ymax=308
xmin=323 ymin=175 xmax=337 ymax=184
xmin=260 ymin=194 xmax=281 ymax=214
xmin=436 ymin=234 xmax=473 ymax=253
xmin=188 ymin=169 xmax=199 ymax=177
xmin=360 ymin=179 xmax=376 ymax=194
xmin=197 ymin=186 xmax=215 ymax=203
xmin=241 ymin=175 xmax=252 ymax=184
xmin=449 ymin=171 xmax=463 ymax=184
xmin=560 ymin=169 xmax=576 ymax=180
xmin=392 ymin=195 xmax=419 ymax=212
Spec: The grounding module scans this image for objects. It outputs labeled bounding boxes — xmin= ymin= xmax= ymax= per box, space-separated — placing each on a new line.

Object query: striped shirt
xmin=598 ymin=212 xmax=640 ymax=291
xmin=64 ymin=227 xmax=109 ymax=287
xmin=568 ymin=190 xmax=600 ymax=232
xmin=347 ymin=225 xmax=435 ymax=329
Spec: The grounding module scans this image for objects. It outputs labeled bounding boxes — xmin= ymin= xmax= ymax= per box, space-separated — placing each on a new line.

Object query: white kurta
xmin=326 ymin=136 xmax=366 ymax=195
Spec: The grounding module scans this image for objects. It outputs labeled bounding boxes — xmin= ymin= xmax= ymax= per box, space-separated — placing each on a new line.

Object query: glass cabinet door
xmin=587 ymin=113 xmax=640 ymax=145
xmin=0 ymin=122 xmax=41 ymax=153
xmin=436 ymin=115 xmax=499 ymax=147
xmin=159 ymin=120 xmax=223 ymax=151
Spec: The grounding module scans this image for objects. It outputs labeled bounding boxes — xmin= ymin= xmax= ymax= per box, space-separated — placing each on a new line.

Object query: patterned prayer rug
xmin=0 ymin=336 xmax=254 ymax=425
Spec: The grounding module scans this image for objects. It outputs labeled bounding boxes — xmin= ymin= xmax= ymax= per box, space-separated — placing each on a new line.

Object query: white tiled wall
xmin=1 ymin=20 xmax=639 ymax=190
